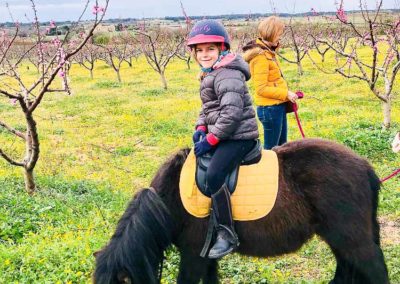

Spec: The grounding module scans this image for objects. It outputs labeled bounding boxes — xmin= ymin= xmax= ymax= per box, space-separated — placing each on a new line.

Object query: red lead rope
xmin=293 ymin=91 xmax=305 ymax=139
xmin=294 ymin=107 xmax=306 ymax=139
xmin=380 ymin=168 xmax=400 ymax=183
xmin=293 ymin=91 xmax=398 ymax=183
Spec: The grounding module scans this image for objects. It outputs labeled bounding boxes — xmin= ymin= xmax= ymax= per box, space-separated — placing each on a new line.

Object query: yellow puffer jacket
xmin=243 ymin=39 xmax=288 ymax=106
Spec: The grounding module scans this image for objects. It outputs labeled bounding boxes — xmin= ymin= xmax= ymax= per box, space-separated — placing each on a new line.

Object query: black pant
xmin=206 ymin=139 xmax=255 ymax=195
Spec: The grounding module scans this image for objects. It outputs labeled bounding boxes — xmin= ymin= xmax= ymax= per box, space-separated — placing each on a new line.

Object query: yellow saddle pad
xmin=179 ymin=149 xmax=279 ymax=221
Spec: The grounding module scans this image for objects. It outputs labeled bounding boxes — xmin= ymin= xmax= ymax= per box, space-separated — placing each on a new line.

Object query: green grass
xmin=0 ymin=51 xmax=399 ymax=283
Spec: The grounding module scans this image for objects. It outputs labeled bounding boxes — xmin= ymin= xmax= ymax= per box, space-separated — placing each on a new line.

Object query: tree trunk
xmin=297 ymin=62 xmax=303 ymax=76
xmin=23 ymin=113 xmax=40 ymax=194
xmin=116 ymin=70 xmax=121 ymax=83
xmin=90 ymin=69 xmax=94 ymax=79
xmin=186 ymin=57 xmax=191 ymax=70
xmin=382 ymin=97 xmax=391 ymax=129
xmin=160 ymin=72 xmax=168 ymax=90
xmin=382 ymin=76 xmax=392 ymax=129
xmin=23 ymin=167 xmax=36 ymax=195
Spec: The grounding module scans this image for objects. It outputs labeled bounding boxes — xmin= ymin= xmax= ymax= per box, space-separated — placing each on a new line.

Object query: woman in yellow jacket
xmin=243 ymin=16 xmax=298 ymax=149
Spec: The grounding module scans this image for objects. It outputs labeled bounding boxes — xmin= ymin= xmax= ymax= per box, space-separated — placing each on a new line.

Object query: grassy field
xmin=0 ymin=50 xmax=399 ymax=283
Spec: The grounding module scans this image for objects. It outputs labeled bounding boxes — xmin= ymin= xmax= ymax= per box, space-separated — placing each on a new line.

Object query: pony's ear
xmin=93 ymin=249 xmax=103 ymax=258
xmin=392 ymin=132 xmax=400 ymax=153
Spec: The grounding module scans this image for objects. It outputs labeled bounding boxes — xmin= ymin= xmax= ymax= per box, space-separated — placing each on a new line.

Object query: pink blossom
xmin=58 ymin=70 xmax=65 ymax=78
xmin=10 ymin=99 xmax=17 ymax=105
xmin=92 ymin=5 xmax=105 ymax=15
xmin=52 ymin=38 xmax=61 ymax=47
xmin=337 ymin=8 xmax=347 ymax=23
xmin=56 ymin=48 xmax=66 ymax=67
xmin=50 ymin=20 xmax=56 ymax=28
xmin=372 ymin=43 xmax=378 ymax=53
xmin=385 ymin=52 xmax=395 ymax=66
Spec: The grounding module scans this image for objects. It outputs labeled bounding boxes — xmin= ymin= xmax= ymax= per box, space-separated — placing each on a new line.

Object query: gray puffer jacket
xmin=196 ymin=55 xmax=259 ymax=140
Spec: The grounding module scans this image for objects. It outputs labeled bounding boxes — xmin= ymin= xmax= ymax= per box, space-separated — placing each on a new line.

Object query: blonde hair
xmin=258 ymin=16 xmax=285 ymax=43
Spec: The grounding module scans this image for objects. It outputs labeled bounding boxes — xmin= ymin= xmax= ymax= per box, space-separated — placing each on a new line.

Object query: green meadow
xmin=0 ymin=51 xmax=399 ymax=283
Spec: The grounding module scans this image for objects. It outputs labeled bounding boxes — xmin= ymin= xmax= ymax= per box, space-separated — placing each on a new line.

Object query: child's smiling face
xmin=195 ymin=43 xmax=220 ymax=69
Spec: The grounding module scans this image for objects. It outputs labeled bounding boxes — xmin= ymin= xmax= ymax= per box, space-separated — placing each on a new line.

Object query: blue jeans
xmin=257 ymin=104 xmax=287 ymax=150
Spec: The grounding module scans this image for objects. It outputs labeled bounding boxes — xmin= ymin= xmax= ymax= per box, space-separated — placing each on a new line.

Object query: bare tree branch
xmin=0 ymin=120 xmax=26 ymax=140
xmin=0 ymin=148 xmax=24 ymax=167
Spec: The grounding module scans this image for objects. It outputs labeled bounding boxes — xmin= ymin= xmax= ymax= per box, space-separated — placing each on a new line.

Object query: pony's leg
xmin=330 ymin=249 xmax=356 ymax=283
xmin=330 ymin=243 xmax=388 ymax=284
xmin=177 ymin=251 xmax=219 ymax=284
xmin=202 ymin=259 xmax=219 ymax=284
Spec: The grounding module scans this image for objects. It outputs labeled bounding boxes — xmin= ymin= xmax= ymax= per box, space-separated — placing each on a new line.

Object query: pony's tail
xmin=368 ymin=167 xmax=381 ymax=246
xmin=93 ymin=188 xmax=174 ymax=284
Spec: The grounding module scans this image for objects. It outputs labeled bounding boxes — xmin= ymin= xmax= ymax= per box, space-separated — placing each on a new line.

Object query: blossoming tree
xmin=0 ymin=0 xmax=109 ymax=193
xmin=310 ymin=0 xmax=400 ymax=128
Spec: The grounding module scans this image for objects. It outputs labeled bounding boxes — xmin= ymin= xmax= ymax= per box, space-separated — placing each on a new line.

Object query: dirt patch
xmin=379 ymin=216 xmax=400 ymax=245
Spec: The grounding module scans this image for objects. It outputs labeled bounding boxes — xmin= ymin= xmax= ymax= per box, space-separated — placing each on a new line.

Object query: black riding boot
xmin=208 ymin=184 xmax=239 ymax=259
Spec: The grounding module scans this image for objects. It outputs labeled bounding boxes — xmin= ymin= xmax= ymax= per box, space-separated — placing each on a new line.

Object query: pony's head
xmin=92 ymin=189 xmax=173 ymax=284
xmin=392 ymin=132 xmax=400 ymax=153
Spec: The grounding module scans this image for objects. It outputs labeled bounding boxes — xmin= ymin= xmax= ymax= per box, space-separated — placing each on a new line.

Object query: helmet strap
xmin=200 ymin=50 xmax=230 ymax=73
xmin=221 ymin=42 xmax=226 ymax=51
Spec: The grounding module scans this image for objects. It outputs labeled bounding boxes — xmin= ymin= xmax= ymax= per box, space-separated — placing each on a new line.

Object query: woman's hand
xmin=287 ymin=91 xmax=298 ymax=103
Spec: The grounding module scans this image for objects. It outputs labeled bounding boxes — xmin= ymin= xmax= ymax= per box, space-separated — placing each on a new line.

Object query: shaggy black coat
xmin=93 ymin=138 xmax=389 ymax=284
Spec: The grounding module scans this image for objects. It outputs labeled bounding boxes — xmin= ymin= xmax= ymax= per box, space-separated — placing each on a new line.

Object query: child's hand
xmin=194 ymin=138 xmax=213 ymax=157
xmin=193 ymin=130 xmax=206 ymax=144
xmin=287 ymin=91 xmax=298 ymax=103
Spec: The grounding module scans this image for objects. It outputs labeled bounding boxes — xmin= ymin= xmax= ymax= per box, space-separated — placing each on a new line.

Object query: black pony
xmin=93 ymin=138 xmax=389 ymax=284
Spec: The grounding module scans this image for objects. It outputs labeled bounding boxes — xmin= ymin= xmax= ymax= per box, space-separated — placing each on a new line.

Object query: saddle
xmin=195 ymin=140 xmax=263 ymax=197
xmin=179 ymin=142 xmax=279 ymax=221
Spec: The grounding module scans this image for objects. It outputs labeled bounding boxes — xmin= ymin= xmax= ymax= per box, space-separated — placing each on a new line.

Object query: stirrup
xmin=208 ymin=229 xmax=239 ymax=259
xmin=217 ymin=225 xmax=239 ymax=246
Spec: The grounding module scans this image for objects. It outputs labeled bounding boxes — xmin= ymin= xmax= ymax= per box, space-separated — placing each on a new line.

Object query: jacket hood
xmin=242 ymin=38 xmax=275 ymax=63
xmin=214 ymin=53 xmax=251 ymax=81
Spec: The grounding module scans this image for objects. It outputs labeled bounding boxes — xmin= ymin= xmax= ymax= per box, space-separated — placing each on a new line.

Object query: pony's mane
xmin=94 ymin=189 xmax=173 ymax=284
xmin=150 ymin=148 xmax=190 ymax=196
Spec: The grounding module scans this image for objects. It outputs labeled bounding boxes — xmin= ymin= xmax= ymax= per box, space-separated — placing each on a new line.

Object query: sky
xmin=0 ymin=0 xmax=399 ymax=22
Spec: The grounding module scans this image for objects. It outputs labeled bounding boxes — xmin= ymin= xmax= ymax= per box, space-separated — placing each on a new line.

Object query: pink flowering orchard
xmin=0 ymin=0 xmax=109 ymax=194
xmin=309 ymin=0 xmax=400 ymax=128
